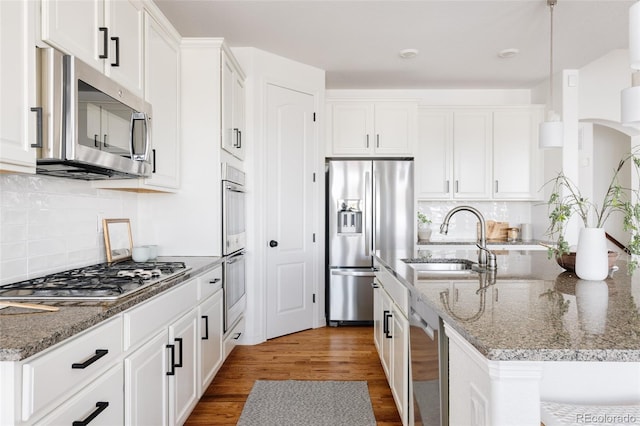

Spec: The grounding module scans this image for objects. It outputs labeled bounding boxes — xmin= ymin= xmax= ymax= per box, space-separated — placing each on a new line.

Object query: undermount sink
xmin=403 ymin=258 xmax=480 ymax=276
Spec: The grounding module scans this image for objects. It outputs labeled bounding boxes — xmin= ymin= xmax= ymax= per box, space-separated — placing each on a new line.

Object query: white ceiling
xmin=154 ymin=0 xmax=634 ymax=89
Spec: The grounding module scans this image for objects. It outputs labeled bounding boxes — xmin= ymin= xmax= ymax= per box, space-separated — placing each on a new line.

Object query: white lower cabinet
xmin=36 ymin=364 xmax=124 ymax=426
xmin=373 ymin=269 xmax=409 ymax=426
xmin=373 ymin=281 xmax=383 ymax=353
xmin=125 ymin=329 xmax=169 ymax=426
xmin=198 ymin=289 xmax=224 ymax=396
xmin=390 ymin=306 xmax=409 ymax=422
xmin=21 ymin=316 xmax=123 ymax=423
xmin=168 ymin=309 xmax=199 ymax=425
xmin=123 ymin=273 xmax=212 ymax=426
xmin=1 ymin=263 xmax=234 ymax=426
xmin=223 ymin=316 xmax=245 ymax=359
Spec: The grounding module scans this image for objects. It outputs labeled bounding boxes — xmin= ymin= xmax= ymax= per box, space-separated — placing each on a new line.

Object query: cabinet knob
xmin=269 ymin=240 xmax=278 ymax=247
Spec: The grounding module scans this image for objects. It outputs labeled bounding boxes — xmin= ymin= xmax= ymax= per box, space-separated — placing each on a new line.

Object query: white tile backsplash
xmin=0 ymin=174 xmax=139 ymax=284
xmin=417 ymin=200 xmax=534 ymax=241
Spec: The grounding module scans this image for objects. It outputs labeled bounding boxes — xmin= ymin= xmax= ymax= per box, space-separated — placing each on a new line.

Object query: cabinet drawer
xmin=223 ymin=316 xmax=244 ymax=359
xmin=198 ymin=265 xmax=222 ymax=301
xmin=375 ymin=267 xmax=409 ymax=316
xmin=124 ymin=280 xmax=198 ymax=350
xmin=34 ymin=364 xmax=124 ymax=426
xmin=22 ymin=316 xmax=123 ymax=421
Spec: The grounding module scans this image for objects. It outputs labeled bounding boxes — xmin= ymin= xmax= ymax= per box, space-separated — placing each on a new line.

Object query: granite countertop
xmin=0 ymin=256 xmax=223 ymax=362
xmin=375 ymin=248 xmax=640 ymax=362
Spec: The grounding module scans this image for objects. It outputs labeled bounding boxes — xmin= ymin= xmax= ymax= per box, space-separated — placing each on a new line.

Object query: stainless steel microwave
xmin=34 ymin=48 xmax=152 ymax=180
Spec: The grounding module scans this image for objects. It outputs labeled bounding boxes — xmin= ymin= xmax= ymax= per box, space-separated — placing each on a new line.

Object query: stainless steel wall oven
xmin=222 ymin=163 xmax=247 ymax=256
xmin=221 ymin=163 xmax=247 ymax=332
xmin=223 ymin=251 xmax=246 ymax=332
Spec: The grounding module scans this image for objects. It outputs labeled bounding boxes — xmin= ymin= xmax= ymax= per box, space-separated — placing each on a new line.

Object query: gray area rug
xmin=237 ymin=380 xmax=377 ymax=426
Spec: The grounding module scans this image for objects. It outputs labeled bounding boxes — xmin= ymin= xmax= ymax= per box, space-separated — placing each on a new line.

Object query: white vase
xmin=575 ymin=227 xmax=609 ymax=280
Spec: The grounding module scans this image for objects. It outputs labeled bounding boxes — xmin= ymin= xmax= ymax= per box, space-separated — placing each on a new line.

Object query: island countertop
xmin=375 ymin=248 xmax=640 ymax=362
xmin=0 ymin=256 xmax=222 ymax=362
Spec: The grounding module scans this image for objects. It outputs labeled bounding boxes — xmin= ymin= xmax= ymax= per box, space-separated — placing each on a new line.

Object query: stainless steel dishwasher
xmin=409 ymin=289 xmax=448 ymax=426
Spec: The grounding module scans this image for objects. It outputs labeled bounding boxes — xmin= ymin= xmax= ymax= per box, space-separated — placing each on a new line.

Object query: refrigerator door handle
xmin=371 ymin=169 xmax=377 ymax=253
xmin=364 ymin=169 xmax=372 ymax=256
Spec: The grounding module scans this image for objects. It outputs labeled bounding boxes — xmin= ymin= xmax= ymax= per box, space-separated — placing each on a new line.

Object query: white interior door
xmin=265 ymin=84 xmax=316 ymax=339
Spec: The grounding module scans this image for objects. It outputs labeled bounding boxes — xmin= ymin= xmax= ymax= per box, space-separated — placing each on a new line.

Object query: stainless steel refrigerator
xmin=326 ymin=159 xmax=414 ymax=325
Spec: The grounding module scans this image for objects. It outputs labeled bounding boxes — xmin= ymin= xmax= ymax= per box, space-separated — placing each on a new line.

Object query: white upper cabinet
xmin=453 ymin=110 xmax=493 ymax=199
xmin=415 ymin=110 xmax=452 ymax=199
xmin=416 ymin=106 xmax=543 ymax=201
xmin=221 ymin=50 xmax=246 ymax=160
xmin=93 ymin=8 xmax=181 ymax=192
xmin=41 ymin=0 xmax=144 ymax=97
xmin=0 ymin=0 xmax=37 ymax=173
xmin=103 ymin=0 xmax=144 ymax=96
xmin=327 ymin=101 xmax=416 ymax=156
xmin=492 ymin=108 xmax=544 ymax=200
xmin=142 ymin=12 xmax=180 ymax=189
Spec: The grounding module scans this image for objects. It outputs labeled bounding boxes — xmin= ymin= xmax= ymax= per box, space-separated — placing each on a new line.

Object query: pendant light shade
xmin=539 ymin=119 xmax=564 ymax=148
xmin=622 ymin=84 xmax=640 ymax=125
xmin=539 ymin=0 xmax=563 ymax=149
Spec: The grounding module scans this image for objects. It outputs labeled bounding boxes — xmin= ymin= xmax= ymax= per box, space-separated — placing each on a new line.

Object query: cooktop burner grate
xmin=0 ymin=261 xmax=189 ymax=301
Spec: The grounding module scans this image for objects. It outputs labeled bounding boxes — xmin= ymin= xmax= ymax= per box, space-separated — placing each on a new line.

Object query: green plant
xmin=417 ymin=211 xmax=432 ymax=225
xmin=544 ymin=148 xmax=640 ymax=273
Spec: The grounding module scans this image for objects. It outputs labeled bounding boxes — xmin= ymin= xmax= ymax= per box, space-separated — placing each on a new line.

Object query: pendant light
xmin=621 ymin=1 xmax=640 ymax=126
xmin=539 ymin=0 xmax=564 ymax=148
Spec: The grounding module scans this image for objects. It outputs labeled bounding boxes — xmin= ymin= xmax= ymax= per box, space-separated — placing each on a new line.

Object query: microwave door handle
xmin=129 ymin=113 xmax=137 ymax=159
xmin=130 ymin=112 xmax=150 ymax=161
xmin=143 ymin=112 xmax=151 ymax=161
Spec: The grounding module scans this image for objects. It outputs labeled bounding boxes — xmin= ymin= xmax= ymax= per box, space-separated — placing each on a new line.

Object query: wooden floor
xmin=185 ymin=326 xmax=402 ymax=425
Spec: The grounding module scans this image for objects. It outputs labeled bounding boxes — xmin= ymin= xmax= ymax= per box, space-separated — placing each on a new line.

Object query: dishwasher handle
xmin=411 ymin=310 xmax=435 ymax=340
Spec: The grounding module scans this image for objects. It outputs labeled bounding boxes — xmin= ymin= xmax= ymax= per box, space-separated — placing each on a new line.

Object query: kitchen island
xmin=375 ymin=249 xmax=640 ymax=425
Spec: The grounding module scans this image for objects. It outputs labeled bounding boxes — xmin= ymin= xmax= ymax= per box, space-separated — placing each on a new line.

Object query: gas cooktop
xmin=0 ymin=261 xmax=190 ymax=301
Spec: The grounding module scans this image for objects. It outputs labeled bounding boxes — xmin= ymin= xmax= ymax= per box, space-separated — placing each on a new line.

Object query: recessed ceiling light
xmin=498 ymin=48 xmax=519 ymax=59
xmin=399 ymin=48 xmax=419 ymax=59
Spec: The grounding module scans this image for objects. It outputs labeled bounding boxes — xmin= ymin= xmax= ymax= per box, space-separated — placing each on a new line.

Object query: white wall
xmin=233 ymin=47 xmax=326 ymax=345
xmin=579 ymin=49 xmax=631 ymax=123
xmin=0 ymin=174 xmax=140 ymax=284
xmin=137 ymin=39 xmax=231 ymax=258
xmin=594 ymin=124 xmax=632 ymax=247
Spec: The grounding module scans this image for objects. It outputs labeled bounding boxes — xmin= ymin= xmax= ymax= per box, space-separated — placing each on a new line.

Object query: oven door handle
xmin=225 ymin=252 xmax=246 ymax=265
xmin=224 ymin=183 xmax=246 ymax=193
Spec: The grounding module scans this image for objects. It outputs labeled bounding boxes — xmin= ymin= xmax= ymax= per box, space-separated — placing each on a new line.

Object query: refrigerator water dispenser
xmin=337 ymin=201 xmax=362 ymax=235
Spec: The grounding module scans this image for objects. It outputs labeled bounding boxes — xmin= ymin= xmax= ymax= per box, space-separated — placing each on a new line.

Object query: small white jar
xmin=132 ymin=246 xmax=150 ymax=262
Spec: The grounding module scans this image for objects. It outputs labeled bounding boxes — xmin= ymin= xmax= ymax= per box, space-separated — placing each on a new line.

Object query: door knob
xmin=269 ymin=240 xmax=278 ymax=247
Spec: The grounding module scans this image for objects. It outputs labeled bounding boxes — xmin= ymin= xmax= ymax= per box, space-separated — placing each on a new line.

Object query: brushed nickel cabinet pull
xmin=30 ymin=107 xmax=43 ymax=148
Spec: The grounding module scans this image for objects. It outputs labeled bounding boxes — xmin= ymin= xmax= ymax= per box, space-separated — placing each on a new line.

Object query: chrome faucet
xmin=440 ymin=205 xmax=497 ymax=270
